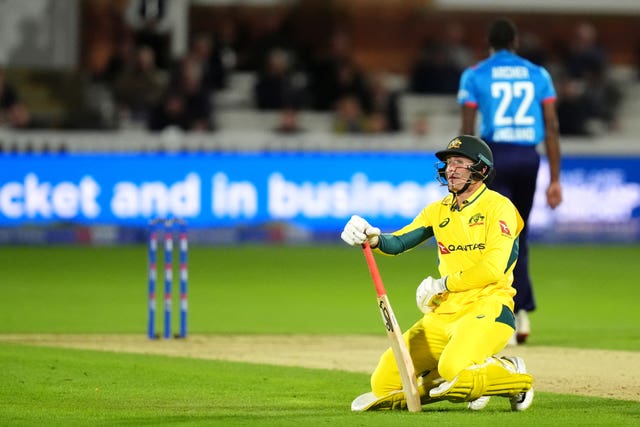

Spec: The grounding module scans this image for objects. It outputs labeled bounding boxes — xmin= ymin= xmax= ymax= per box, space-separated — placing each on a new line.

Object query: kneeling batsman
xmin=340 ymin=135 xmax=534 ymax=412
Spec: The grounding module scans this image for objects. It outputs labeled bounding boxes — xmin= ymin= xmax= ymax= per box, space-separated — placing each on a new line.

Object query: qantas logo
xmin=499 ymin=220 xmax=511 ymax=236
xmin=438 ymin=241 xmax=486 ymax=254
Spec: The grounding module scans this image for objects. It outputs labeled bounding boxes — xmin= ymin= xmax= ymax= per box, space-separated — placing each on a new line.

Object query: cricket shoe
xmin=515 ymin=310 xmax=530 ymax=344
xmin=468 ymin=396 xmax=491 ymax=410
xmin=351 ymin=391 xmax=380 ymax=411
xmin=351 ymin=391 xmax=407 ymax=411
xmin=502 ymin=356 xmax=534 ymax=411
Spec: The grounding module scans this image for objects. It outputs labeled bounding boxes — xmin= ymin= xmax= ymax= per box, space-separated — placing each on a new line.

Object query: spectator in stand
xmin=444 ymin=22 xmax=475 ymax=74
xmin=410 ymin=41 xmax=461 ymax=94
xmin=563 ymin=22 xmax=608 ymax=80
xmin=555 ymin=75 xmax=591 ymax=136
xmin=209 ymin=20 xmax=242 ymax=90
xmin=186 ymin=33 xmax=214 ymax=91
xmin=254 ymin=48 xmax=304 ymax=110
xmin=581 ymin=62 xmax=622 ymax=133
xmin=98 ymin=33 xmax=137 ymax=85
xmin=186 ymin=32 xmax=232 ymax=93
xmin=333 ymin=59 xmax=372 ymax=114
xmin=148 ymin=57 xmax=212 ymax=131
xmin=147 ymin=91 xmax=189 ymax=131
xmin=411 ymin=111 xmax=430 ymax=137
xmin=307 ymin=29 xmax=353 ymax=110
xmin=332 ymin=95 xmax=368 ymax=134
xmin=113 ymin=45 xmax=168 ymax=125
xmin=0 ymin=69 xmax=31 ymax=129
xmin=559 ymin=22 xmax=622 ymax=134
xmin=273 ymin=106 xmax=304 ymax=134
xmin=368 ymin=72 xmax=401 ymax=132
xmin=518 ymin=30 xmax=549 ymax=67
xmin=245 ymin=9 xmax=302 ymax=73
xmin=409 ymin=22 xmax=473 ymax=94
xmin=366 ymin=111 xmax=389 ymax=134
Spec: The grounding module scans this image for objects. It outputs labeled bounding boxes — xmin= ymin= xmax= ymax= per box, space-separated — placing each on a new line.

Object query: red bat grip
xmin=362 ymin=241 xmax=387 ymax=297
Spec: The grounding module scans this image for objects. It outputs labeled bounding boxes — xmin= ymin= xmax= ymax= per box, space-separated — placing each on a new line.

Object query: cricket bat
xmin=361 ymin=241 xmax=422 ymax=412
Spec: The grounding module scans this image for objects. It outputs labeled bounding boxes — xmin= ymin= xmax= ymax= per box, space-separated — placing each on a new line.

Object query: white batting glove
xmin=416 ymin=276 xmax=448 ymax=313
xmin=340 ymin=215 xmax=381 ymax=247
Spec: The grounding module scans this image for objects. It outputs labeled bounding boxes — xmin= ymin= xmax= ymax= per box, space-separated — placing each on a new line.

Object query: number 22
xmin=491 ymin=81 xmax=534 ymax=126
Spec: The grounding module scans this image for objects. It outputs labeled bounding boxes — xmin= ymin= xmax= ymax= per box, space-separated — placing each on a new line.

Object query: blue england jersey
xmin=457 ymin=50 xmax=556 ymax=145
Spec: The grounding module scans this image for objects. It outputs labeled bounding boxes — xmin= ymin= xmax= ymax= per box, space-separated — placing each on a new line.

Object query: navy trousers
xmin=486 ymin=142 xmax=540 ymax=312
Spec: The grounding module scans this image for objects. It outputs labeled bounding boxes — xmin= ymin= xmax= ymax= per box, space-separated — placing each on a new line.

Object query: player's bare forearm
xmin=460 ymin=105 xmax=476 ymax=134
xmin=542 ymin=102 xmax=563 ymax=208
xmin=544 ymin=135 xmax=561 ymax=183
xmin=543 ymin=102 xmax=561 ymax=183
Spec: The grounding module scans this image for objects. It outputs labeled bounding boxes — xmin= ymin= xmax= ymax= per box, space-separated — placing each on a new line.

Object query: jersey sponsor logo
xmin=438 ymin=241 xmax=486 ymax=254
xmin=439 ymin=218 xmax=450 ymax=228
xmin=437 ymin=242 xmax=450 ymax=254
xmin=499 ymin=220 xmax=511 ymax=236
xmin=468 ymin=213 xmax=485 ymax=227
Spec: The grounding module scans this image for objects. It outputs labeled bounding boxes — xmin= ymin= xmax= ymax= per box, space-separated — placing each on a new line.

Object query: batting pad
xmin=429 ymin=358 xmax=533 ymax=402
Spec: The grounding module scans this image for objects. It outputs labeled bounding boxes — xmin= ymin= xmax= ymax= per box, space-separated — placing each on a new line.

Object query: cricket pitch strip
xmin=0 ymin=334 xmax=638 ymax=402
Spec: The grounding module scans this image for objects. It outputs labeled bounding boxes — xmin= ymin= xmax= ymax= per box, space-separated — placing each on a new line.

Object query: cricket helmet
xmin=435 ymin=135 xmax=495 ymax=184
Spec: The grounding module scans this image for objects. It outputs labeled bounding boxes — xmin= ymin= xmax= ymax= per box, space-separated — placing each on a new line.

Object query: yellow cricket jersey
xmin=376 ymin=184 xmax=524 ymax=314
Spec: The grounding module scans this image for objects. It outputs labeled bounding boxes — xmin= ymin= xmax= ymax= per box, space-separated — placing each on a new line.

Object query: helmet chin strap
xmin=448 ymin=164 xmax=489 ymax=195
xmin=448 ymin=165 xmax=476 ymax=195
xmin=449 ymin=179 xmax=473 ymax=196
xmin=437 ymin=163 xmax=488 ymax=196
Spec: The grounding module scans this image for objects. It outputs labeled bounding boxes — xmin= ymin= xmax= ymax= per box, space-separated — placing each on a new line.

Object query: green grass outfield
xmin=1 ymin=244 xmax=639 ymax=425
